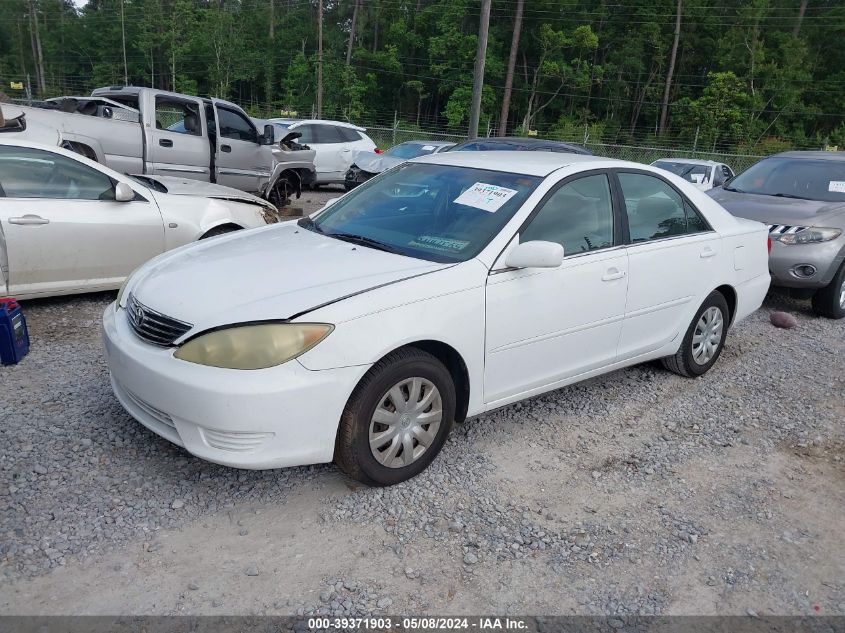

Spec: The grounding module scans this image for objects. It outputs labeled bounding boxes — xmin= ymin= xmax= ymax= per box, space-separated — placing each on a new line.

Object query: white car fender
xmin=194 ymin=198 xmax=265 ymax=236
xmin=297 ymin=260 xmax=488 ymax=417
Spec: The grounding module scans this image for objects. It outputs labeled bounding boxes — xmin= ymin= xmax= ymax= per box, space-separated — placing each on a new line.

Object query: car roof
xmin=395 ymin=140 xmax=455 ymax=147
xmin=410 ymin=150 xmax=615 ymax=176
xmin=652 ymin=157 xmax=720 ymax=166
xmin=770 ymin=151 xmax=845 ymax=162
xmin=287 ymin=119 xmax=366 ymax=131
xmin=451 ymin=136 xmax=592 ymax=154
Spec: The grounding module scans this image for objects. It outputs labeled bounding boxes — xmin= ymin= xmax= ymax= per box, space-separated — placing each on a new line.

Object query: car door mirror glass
xmin=505 ymin=240 xmax=564 ymax=269
xmin=261 ymin=124 xmax=275 ymax=145
xmin=114 ymin=182 xmax=135 ymax=202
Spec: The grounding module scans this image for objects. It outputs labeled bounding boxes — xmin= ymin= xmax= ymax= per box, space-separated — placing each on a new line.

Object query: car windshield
xmin=386 ymin=143 xmax=440 ymax=159
xmin=653 ymin=161 xmax=712 ymax=184
xmin=304 ymin=163 xmax=541 ymax=263
xmin=728 ymin=157 xmax=845 ymax=202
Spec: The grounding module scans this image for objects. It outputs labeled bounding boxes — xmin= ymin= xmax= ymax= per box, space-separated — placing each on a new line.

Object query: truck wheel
xmin=811 ymin=260 xmax=845 ymax=319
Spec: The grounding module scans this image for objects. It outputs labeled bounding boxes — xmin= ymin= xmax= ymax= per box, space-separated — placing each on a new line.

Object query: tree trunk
xmin=468 ymin=0 xmax=491 ymax=138
xmin=372 ymin=2 xmax=379 ymax=53
xmin=498 ymin=0 xmax=523 ymax=136
xmin=317 ymin=0 xmax=323 ymax=118
xmin=658 ymin=0 xmax=682 ymax=136
xmin=793 ymin=0 xmax=808 ymax=37
xmin=29 ymin=0 xmax=46 ymax=95
xmin=266 ymin=0 xmax=275 ymax=109
xmin=346 ymin=0 xmax=360 ymax=66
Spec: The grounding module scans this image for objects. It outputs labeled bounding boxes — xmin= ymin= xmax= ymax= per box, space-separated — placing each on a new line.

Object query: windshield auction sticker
xmin=409 ymin=235 xmax=470 ymax=252
xmin=828 ymin=181 xmax=845 ymax=193
xmin=453 ymin=182 xmax=518 ymax=213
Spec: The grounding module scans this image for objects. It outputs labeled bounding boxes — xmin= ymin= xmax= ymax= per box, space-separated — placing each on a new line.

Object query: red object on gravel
xmin=770 ymin=311 xmax=799 ymax=329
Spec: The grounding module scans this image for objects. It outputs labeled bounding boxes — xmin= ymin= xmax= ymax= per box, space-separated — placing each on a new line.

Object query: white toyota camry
xmin=0 ymin=139 xmax=279 ymax=300
xmin=103 ymin=151 xmax=770 ymax=485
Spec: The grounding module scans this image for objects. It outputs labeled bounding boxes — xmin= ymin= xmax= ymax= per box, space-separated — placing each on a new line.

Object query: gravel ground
xmin=0 ymin=284 xmax=843 ymax=616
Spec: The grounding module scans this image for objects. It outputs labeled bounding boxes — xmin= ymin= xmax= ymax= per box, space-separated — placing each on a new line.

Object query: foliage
xmin=1 ymin=0 xmax=843 ymax=152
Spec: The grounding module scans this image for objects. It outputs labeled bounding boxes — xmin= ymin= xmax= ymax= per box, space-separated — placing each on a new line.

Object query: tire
xmin=335 ymin=348 xmax=456 ymax=486
xmin=661 ymin=290 xmax=730 ymax=378
xmin=811 ymin=260 xmax=845 ymax=319
xmin=200 ymin=225 xmax=239 ymax=240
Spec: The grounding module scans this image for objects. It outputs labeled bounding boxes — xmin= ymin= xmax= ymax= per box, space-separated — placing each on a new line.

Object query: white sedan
xmin=0 ymin=139 xmax=279 ymax=299
xmin=103 ymin=151 xmax=770 ymax=485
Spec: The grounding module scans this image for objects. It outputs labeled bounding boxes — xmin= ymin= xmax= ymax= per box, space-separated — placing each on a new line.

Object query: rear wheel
xmin=811 ymin=260 xmax=845 ymax=319
xmin=662 ymin=291 xmax=729 ymax=377
xmin=334 ymin=348 xmax=455 ymax=486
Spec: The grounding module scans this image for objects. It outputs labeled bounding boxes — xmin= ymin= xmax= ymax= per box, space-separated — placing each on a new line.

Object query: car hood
xmin=130 ymin=222 xmax=448 ymax=334
xmin=353 ymin=152 xmax=405 ymax=174
xmin=138 ymin=175 xmax=275 ymax=209
xmin=708 ymin=188 xmax=845 ymax=226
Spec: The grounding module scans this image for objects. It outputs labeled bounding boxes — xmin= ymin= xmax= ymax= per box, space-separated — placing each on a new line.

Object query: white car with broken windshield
xmin=103 ymin=151 xmax=770 ymax=485
xmin=0 ymin=139 xmax=279 ymax=299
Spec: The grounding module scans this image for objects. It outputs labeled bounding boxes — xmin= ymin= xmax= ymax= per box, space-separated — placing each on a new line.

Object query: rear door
xmin=146 ymin=95 xmax=211 ymax=180
xmin=0 ymin=145 xmax=163 ymax=297
xmin=212 ymin=100 xmax=270 ymax=193
xmin=614 ymin=170 xmax=721 ymax=360
xmin=310 ymin=124 xmax=349 ymax=182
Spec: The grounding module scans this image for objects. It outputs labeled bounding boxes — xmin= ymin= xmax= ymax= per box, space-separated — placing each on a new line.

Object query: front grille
xmin=126 ymin=293 xmax=193 ymax=347
xmin=768 ymin=224 xmax=807 ymax=236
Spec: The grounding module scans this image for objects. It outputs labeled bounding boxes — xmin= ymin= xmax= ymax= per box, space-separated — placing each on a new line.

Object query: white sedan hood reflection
xmin=130 ymin=223 xmax=448 ymax=334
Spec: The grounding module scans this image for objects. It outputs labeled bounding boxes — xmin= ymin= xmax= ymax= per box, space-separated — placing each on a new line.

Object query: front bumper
xmin=102 ymin=302 xmax=366 ymax=470
xmin=768 ymin=237 xmax=845 ymax=290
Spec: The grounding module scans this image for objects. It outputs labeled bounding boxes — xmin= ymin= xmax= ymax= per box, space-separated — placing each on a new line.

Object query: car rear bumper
xmin=102 ymin=302 xmax=365 ymax=470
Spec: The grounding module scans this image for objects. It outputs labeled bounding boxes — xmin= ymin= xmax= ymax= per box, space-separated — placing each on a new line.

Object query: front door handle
xmin=9 ymin=215 xmax=50 ymax=225
xmin=700 ymin=247 xmax=717 ymax=259
xmin=601 ymin=268 xmax=626 ymax=281
xmin=159 ymin=139 xmax=173 ymax=148
xmin=221 ymin=144 xmax=232 ymax=153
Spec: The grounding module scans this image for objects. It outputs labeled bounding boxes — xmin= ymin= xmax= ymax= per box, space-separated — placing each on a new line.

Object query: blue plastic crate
xmin=0 ymin=298 xmax=30 ymax=365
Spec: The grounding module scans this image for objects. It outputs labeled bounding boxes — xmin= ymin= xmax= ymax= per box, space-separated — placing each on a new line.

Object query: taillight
xmin=374 ymin=148 xmax=384 ymax=154
xmin=767 ymin=236 xmax=772 ymax=253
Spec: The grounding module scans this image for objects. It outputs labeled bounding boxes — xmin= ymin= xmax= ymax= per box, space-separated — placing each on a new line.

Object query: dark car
xmin=449 ymin=136 xmax=593 ymax=155
xmin=708 ymin=151 xmax=845 ymax=318
xmin=344 ymin=140 xmax=455 ymax=191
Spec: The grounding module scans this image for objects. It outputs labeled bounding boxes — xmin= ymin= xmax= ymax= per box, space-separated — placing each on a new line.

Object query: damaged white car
xmin=0 ymin=139 xmax=280 ymax=299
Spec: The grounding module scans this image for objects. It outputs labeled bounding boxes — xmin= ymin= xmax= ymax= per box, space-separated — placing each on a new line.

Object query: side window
xmin=619 ymin=172 xmax=710 ymax=242
xmin=217 ymin=107 xmax=258 ymax=143
xmin=338 ymin=127 xmax=362 ymax=142
xmin=314 ymin=125 xmax=345 ymax=144
xmin=155 ymin=97 xmax=201 ymax=136
xmin=0 ymin=145 xmax=114 ymax=200
xmin=521 ymin=174 xmax=614 ymax=256
xmin=293 ymin=125 xmax=315 ymax=144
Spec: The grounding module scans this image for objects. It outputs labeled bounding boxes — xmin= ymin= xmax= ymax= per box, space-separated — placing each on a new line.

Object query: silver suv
xmin=709 ymin=151 xmax=845 ymax=318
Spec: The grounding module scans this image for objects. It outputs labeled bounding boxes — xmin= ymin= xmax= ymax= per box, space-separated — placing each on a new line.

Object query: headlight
xmin=116 ymin=266 xmax=141 ymax=308
xmin=777 ymin=227 xmax=841 ymax=245
xmin=173 ymin=323 xmax=333 ymax=370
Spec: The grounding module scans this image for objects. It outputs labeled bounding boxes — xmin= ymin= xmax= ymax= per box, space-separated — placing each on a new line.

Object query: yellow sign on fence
xmin=9 ymin=82 xmax=23 ymax=90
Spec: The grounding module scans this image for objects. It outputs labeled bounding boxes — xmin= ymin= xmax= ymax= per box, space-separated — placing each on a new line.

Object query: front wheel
xmin=334 ymin=348 xmax=456 ymax=486
xmin=811 ymin=260 xmax=845 ymax=319
xmin=661 ymin=291 xmax=729 ymax=378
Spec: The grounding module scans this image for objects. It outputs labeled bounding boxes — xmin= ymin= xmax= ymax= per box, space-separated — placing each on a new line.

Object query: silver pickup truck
xmin=3 ymin=86 xmax=315 ymax=207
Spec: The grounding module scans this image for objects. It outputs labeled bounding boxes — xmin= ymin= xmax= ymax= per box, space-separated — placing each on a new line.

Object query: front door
xmin=0 ymin=145 xmax=164 ymax=297
xmin=146 ymin=95 xmax=211 ymax=180
xmin=614 ymin=170 xmax=722 ymax=360
xmin=484 ymin=173 xmax=629 ymax=405
xmin=212 ymin=101 xmax=270 ymax=193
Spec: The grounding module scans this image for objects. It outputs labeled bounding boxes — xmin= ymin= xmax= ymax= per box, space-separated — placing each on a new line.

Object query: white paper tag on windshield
xmin=422 ymin=145 xmax=435 ymax=151
xmin=828 ymin=181 xmax=845 ymax=193
xmin=454 ymin=182 xmax=518 ymax=213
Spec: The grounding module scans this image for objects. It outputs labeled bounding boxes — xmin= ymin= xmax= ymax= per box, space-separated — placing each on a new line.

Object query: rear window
xmin=338 ymin=127 xmax=362 ymax=142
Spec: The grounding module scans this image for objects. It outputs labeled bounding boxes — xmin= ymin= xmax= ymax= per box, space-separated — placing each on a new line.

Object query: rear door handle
xmin=9 ymin=215 xmax=49 ymax=225
xmin=221 ymin=144 xmax=232 ymax=153
xmin=159 ymin=139 xmax=173 ymax=148
xmin=700 ymin=247 xmax=717 ymax=259
xmin=601 ymin=268 xmax=626 ymax=281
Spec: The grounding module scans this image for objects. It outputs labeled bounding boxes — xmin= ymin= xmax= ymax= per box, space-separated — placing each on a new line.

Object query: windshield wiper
xmin=769 ymin=192 xmax=813 ymax=200
xmin=297 ymin=216 xmax=324 ymax=233
xmin=722 ymin=185 xmax=745 ymax=193
xmin=325 ymin=232 xmax=402 ymax=254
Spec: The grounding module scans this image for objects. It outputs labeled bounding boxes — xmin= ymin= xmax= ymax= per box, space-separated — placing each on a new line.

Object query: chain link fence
xmin=365 ymin=124 xmax=765 ymax=172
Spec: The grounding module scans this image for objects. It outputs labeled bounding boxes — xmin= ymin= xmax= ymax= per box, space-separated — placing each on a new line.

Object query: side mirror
xmin=114 ymin=182 xmax=135 ymax=202
xmin=261 ymin=124 xmax=275 ymax=145
xmin=505 ymin=240 xmax=564 ymax=269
